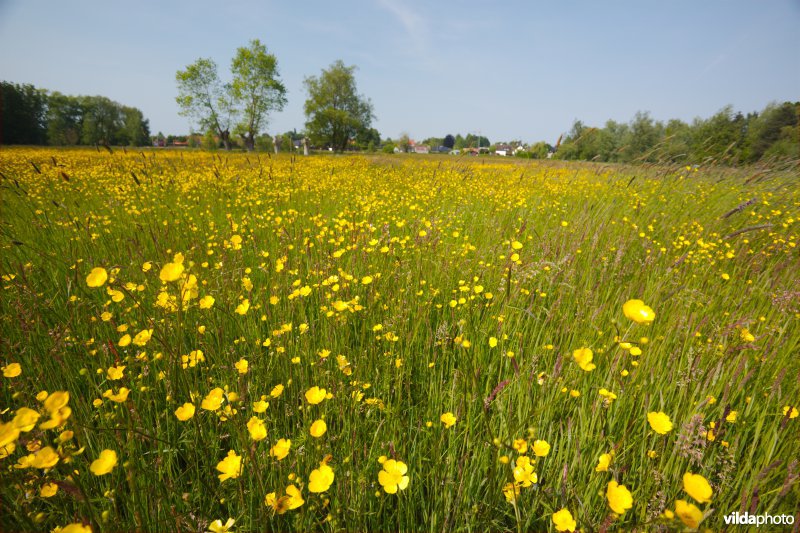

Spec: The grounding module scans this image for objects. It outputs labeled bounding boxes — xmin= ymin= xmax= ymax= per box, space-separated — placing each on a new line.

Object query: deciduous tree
xmin=176 ymin=58 xmax=235 ymax=150
xmin=303 ymin=60 xmax=374 ymax=152
xmin=230 ymin=39 xmax=286 ymax=151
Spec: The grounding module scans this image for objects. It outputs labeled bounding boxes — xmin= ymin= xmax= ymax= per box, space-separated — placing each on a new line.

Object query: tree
xmin=355 ymin=127 xmax=381 ymax=151
xmin=0 ymin=81 xmax=47 ymax=145
xmin=743 ymin=102 xmax=798 ymax=162
xmin=80 ymin=96 xmax=123 ymax=146
xmin=303 ymin=60 xmax=375 ymax=152
xmin=397 ymin=133 xmax=411 ymax=153
xmin=443 ymin=134 xmax=455 ymax=149
xmin=176 ymin=58 xmax=235 ymax=150
xmin=527 ymin=141 xmax=551 ymax=159
xmin=229 ymin=39 xmax=287 ymax=151
xmin=120 ymin=106 xmax=150 ymax=146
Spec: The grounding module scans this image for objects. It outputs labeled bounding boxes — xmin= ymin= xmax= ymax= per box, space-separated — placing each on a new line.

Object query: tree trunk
xmin=220 ymin=129 xmax=231 ymax=150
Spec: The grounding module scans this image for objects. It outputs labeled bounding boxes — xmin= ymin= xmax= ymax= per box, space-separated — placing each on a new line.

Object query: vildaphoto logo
xmin=723 ymin=511 xmax=795 ymax=527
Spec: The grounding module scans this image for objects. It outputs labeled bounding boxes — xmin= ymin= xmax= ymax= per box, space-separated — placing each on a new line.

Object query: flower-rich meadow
xmin=1 ymin=148 xmax=798 ymax=532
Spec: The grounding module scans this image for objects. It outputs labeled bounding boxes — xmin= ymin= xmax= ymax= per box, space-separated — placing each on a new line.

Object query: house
xmin=413 ymin=145 xmax=430 ymax=154
xmin=494 ymin=143 xmax=513 ymax=156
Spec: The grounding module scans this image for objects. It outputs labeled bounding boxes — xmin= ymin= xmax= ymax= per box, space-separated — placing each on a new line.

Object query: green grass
xmin=1 ymin=148 xmax=798 ymax=532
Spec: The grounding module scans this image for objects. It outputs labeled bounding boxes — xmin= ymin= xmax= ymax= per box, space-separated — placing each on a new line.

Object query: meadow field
xmin=1 ymin=147 xmax=798 ymax=532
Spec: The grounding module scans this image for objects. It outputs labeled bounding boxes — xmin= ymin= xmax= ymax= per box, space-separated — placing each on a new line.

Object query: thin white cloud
xmin=376 ymin=0 xmax=429 ymax=55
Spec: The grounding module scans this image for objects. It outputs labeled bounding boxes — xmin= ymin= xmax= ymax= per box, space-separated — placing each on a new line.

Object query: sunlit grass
xmin=1 ymin=148 xmax=798 ymax=532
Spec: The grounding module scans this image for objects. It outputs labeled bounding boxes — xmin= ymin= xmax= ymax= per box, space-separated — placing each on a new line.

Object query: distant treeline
xmin=553 ymin=103 xmax=799 ymax=165
xmin=1 ymin=81 xmax=151 ymax=147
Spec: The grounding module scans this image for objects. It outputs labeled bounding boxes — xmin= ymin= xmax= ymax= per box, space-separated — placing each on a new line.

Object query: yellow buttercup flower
xmin=132 ymin=329 xmax=152 ymax=346
xmin=235 ymin=299 xmax=250 ymax=315
xmin=44 ymin=391 xmax=69 ymax=412
xmin=552 ymin=508 xmax=577 ymax=532
xmin=59 ymin=523 xmax=92 ymax=533
xmin=512 ymin=438 xmax=527 ymax=454
xmin=174 ymin=403 xmax=195 ymax=421
xmin=247 ymin=416 xmax=267 ymax=441
xmin=234 ymin=358 xmax=249 ymax=374
xmin=265 ymin=484 xmax=304 ymax=514
xmin=0 ymin=421 xmax=20 ymax=451
xmin=309 ymin=419 xmax=327 ymax=437
xmin=305 ymin=386 xmax=327 ymax=405
xmin=86 ymin=267 xmax=108 ymax=287
xmin=308 ymin=460 xmax=334 ymax=493
xmin=378 ymin=458 xmax=409 ymax=494
xmin=201 ymin=388 xmax=224 ymax=411
xmin=216 ymin=450 xmax=242 ymax=482
xmin=2 ymin=362 xmax=22 ymax=378
xmin=270 ymin=438 xmax=291 ymax=460
xmin=532 ymin=439 xmax=550 ymax=457
xmin=683 ymin=472 xmax=712 ymax=503
xmin=31 ymin=446 xmax=60 ymax=469
xmin=595 ymin=452 xmax=613 ymax=472
xmin=647 ymin=411 xmax=673 ymax=434
xmin=675 ymin=499 xmax=703 ymax=529
xmin=40 ymin=483 xmax=59 ymax=497
xmin=207 ymin=518 xmax=235 ymax=533
xmin=106 ymin=365 xmax=125 ymax=380
xmin=440 ymin=412 xmax=456 ymax=428
xmin=199 ymin=295 xmax=215 ymax=309
xmin=573 ymin=348 xmax=596 ymax=371
xmin=513 ymin=456 xmax=537 ymax=487
xmin=103 ymin=387 xmax=130 ymax=403
xmin=13 ymin=407 xmax=40 ymax=432
xmin=159 ymin=262 xmax=184 ymax=282
xmin=90 ymin=449 xmax=118 ymax=476
xmin=503 ymin=482 xmax=520 ymax=503
xmin=623 ymin=299 xmax=655 ymax=324
xmin=606 ymin=480 xmax=633 ymax=514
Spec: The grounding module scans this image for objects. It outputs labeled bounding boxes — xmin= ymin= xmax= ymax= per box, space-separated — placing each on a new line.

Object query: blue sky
xmin=1 ymin=0 xmax=797 ymax=144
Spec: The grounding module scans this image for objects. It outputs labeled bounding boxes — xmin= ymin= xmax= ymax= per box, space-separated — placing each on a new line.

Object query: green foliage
xmin=526 ymin=141 xmax=551 ymax=159
xmin=743 ymin=102 xmax=798 ymax=163
xmin=254 ymin=133 xmax=274 ymax=153
xmin=2 ymin=82 xmax=149 ymax=147
xmin=202 ymin=129 xmax=218 ymax=150
xmin=303 ymin=60 xmax=375 ymax=152
xmin=79 ymin=96 xmax=123 ymax=146
xmin=554 ymin=103 xmax=799 ymax=165
xmin=229 ymin=39 xmax=287 ymax=151
xmin=0 ymin=81 xmax=47 ymax=144
xmin=176 ymin=58 xmax=234 ymax=150
xmin=355 ymin=126 xmax=381 ymax=151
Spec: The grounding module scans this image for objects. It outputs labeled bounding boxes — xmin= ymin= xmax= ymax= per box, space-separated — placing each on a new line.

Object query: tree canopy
xmin=229 ymin=39 xmax=287 ymax=151
xmin=1 ymin=80 xmax=150 ymax=146
xmin=176 ymin=58 xmax=234 ymax=149
xmin=303 ymin=60 xmax=374 ymax=152
xmin=176 ymin=40 xmax=286 ymax=151
xmin=553 ymin=103 xmax=799 ymax=165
